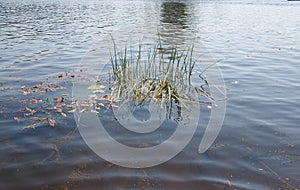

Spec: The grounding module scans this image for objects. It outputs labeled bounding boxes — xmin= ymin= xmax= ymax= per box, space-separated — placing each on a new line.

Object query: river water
xmin=0 ymin=0 xmax=299 ymax=189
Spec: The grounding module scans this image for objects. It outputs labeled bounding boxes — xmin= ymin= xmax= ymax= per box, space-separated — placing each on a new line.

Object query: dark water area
xmin=1 ymin=0 xmax=300 ymax=189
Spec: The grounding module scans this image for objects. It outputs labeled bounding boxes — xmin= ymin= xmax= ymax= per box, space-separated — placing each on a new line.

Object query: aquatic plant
xmin=108 ymin=40 xmax=210 ymax=117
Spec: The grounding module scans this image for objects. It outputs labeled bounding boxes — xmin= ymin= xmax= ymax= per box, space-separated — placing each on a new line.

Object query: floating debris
xmin=23 ymin=123 xmax=36 ymax=129
xmin=13 ymin=116 xmax=20 ymax=123
xmin=23 ymin=88 xmax=31 ymax=95
xmin=48 ymin=118 xmax=55 ymax=127
xmin=24 ymin=107 xmax=36 ymax=116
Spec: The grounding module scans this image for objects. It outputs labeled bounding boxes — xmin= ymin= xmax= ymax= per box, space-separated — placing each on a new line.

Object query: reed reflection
xmin=158 ymin=2 xmax=194 ymax=49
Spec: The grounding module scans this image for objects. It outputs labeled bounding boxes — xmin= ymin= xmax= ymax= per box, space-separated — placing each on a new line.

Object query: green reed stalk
xmin=109 ymin=40 xmax=211 ymax=110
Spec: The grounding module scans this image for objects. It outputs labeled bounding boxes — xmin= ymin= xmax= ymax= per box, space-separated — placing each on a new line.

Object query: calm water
xmin=1 ymin=0 xmax=300 ymax=189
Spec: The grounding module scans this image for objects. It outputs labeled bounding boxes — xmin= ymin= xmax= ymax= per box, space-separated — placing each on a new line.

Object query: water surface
xmin=0 ymin=0 xmax=299 ymax=189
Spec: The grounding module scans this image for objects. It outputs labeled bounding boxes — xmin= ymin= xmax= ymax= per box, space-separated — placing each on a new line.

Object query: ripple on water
xmin=0 ymin=0 xmax=300 ymax=190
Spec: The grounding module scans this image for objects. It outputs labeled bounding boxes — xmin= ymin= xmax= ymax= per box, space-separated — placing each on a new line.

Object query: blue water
xmin=1 ymin=0 xmax=299 ymax=189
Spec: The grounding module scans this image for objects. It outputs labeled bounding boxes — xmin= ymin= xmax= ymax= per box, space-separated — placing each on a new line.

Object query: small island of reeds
xmin=96 ymin=40 xmax=212 ymax=120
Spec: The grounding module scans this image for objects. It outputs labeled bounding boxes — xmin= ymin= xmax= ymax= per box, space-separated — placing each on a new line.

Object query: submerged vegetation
xmin=7 ymin=41 xmax=212 ymax=129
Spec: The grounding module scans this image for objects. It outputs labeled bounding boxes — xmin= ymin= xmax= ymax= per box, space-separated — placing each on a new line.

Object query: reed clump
xmin=108 ymin=41 xmax=209 ymax=112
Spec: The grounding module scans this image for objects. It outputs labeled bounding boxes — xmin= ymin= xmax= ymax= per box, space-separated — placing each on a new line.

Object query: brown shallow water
xmin=0 ymin=0 xmax=300 ymax=189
